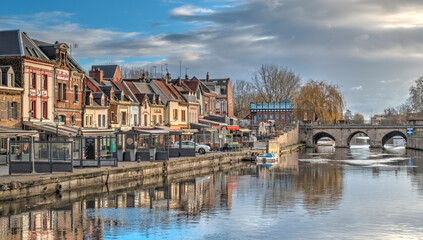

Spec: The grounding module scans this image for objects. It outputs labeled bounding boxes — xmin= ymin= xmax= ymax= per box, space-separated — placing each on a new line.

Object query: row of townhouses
xmin=0 ymin=30 xmax=234 ymax=138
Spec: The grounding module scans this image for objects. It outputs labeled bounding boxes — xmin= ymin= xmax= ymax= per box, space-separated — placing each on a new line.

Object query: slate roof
xmin=0 ymin=30 xmax=50 ymax=60
xmin=91 ymin=65 xmax=118 ymax=79
xmin=153 ymin=80 xmax=187 ymax=104
xmin=36 ymin=43 xmax=84 ymax=72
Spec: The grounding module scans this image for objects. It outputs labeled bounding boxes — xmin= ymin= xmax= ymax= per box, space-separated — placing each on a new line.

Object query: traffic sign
xmin=407 ymin=128 xmax=413 ymax=136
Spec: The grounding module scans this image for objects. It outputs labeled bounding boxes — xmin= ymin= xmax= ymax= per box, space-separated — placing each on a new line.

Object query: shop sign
xmin=56 ymin=69 xmax=69 ymax=81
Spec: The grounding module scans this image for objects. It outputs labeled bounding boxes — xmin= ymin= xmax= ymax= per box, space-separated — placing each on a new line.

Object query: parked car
xmin=171 ymin=141 xmax=211 ymax=154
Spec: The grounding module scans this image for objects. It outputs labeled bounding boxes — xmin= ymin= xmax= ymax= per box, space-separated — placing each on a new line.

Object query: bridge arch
xmin=347 ymin=131 xmax=370 ymax=146
xmin=382 ymin=131 xmax=407 ymax=146
xmin=313 ymin=132 xmax=336 ymax=145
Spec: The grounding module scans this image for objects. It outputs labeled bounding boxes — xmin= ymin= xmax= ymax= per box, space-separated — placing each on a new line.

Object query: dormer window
xmin=10 ymin=73 xmax=15 ymax=87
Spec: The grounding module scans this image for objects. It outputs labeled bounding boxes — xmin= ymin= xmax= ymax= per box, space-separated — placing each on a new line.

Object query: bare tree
xmin=344 ymin=109 xmax=353 ymax=122
xmin=121 ymin=66 xmax=151 ymax=79
xmin=352 ymin=113 xmax=365 ymax=124
xmin=252 ymin=64 xmax=301 ymax=103
xmin=232 ymin=79 xmax=256 ymax=118
xmin=408 ymin=77 xmax=423 ymax=112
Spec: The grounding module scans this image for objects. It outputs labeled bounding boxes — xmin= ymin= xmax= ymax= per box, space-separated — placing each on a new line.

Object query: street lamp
xmin=54 ymin=115 xmax=59 ymax=138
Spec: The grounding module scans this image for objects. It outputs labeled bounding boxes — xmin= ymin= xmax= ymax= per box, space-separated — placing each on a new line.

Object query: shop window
xmin=264 ymin=114 xmax=267 ymax=119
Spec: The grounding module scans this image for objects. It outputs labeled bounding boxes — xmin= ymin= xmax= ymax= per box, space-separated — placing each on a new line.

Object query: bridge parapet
xmin=299 ymin=124 xmax=419 ymax=148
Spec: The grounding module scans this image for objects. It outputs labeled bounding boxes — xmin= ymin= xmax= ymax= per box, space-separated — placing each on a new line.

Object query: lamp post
xmin=54 ymin=115 xmax=59 ymax=138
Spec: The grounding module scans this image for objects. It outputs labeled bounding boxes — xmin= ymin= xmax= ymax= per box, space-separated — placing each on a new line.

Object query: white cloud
xmin=171 ymin=4 xmax=214 ymax=16
xmin=351 ymin=86 xmax=363 ymax=91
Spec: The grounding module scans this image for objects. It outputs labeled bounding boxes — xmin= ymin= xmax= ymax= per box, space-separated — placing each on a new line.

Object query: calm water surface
xmin=2 ymin=145 xmax=423 ymax=239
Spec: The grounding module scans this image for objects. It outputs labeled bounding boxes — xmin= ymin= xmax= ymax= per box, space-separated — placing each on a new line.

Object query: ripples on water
xmin=2 ymin=145 xmax=423 ymax=239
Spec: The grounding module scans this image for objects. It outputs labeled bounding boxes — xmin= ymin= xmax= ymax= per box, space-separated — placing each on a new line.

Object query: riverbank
xmin=0 ymin=151 xmax=251 ymax=202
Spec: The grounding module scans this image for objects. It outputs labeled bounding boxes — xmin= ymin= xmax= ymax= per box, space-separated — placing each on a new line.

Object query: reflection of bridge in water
xmin=300 ymin=125 xmax=423 ymax=148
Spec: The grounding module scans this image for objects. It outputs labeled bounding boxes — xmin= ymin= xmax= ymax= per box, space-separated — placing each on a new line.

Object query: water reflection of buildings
xmin=256 ymin=152 xmax=344 ymax=213
xmin=1 ymin=173 xmax=237 ymax=239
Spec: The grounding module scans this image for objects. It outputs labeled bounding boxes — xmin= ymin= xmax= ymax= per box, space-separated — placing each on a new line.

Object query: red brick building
xmin=37 ymin=42 xmax=85 ymax=126
xmin=201 ymin=73 xmax=233 ymax=117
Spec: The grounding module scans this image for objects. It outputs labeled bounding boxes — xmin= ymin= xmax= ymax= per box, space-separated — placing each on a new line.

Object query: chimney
xmin=165 ymin=72 xmax=171 ymax=84
xmin=89 ymin=68 xmax=104 ymax=84
xmin=185 ymin=73 xmax=189 ymax=81
xmin=206 ymin=72 xmax=210 ymax=82
xmin=177 ymin=77 xmax=182 ymax=86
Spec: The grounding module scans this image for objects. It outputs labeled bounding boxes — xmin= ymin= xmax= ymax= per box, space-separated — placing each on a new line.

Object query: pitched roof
xmin=153 ymin=80 xmax=186 ymax=103
xmin=113 ymin=80 xmax=136 ymax=102
xmin=0 ymin=30 xmax=49 ymax=60
xmin=37 ymin=43 xmax=84 ymax=72
xmin=184 ymin=79 xmax=200 ymax=92
xmin=91 ymin=65 xmax=118 ymax=79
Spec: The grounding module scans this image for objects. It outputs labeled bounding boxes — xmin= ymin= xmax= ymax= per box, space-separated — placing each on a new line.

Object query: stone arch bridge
xmin=299 ymin=125 xmax=422 ymax=148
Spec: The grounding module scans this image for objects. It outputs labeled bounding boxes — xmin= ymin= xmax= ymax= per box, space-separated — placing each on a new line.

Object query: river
xmin=1 ymin=145 xmax=423 ymax=239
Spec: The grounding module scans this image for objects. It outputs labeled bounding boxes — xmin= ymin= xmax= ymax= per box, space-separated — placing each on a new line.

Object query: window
xmin=153 ymin=115 xmax=157 ymax=124
xmin=282 ymin=114 xmax=285 ymax=119
xmin=173 ymin=109 xmax=178 ymax=120
xmin=159 ymin=115 xmax=162 ymax=124
xmin=270 ymin=114 xmax=273 ymax=119
xmin=276 ymin=114 xmax=279 ymax=119
xmin=42 ymin=75 xmax=47 ymax=90
xmin=144 ymin=114 xmax=147 ymax=126
xmin=258 ymin=114 xmax=261 ymax=119
xmin=103 ymin=115 xmax=106 ymax=127
xmin=59 ymin=115 xmax=66 ymax=123
xmin=287 ymin=113 xmax=291 ymax=120
xmin=89 ymin=115 xmax=93 ymax=126
xmin=264 ymin=114 xmax=267 ymax=119
xmin=62 ymin=84 xmax=66 ymax=100
xmin=42 ymin=102 xmax=47 ymax=119
xmin=10 ymin=73 xmax=15 ymax=87
xmin=121 ymin=112 xmax=127 ymax=125
xmin=216 ymin=101 xmax=221 ymax=111
xmin=181 ymin=110 xmax=186 ymax=122
xmin=98 ymin=115 xmax=101 ymax=127
xmin=197 ymin=89 xmax=201 ymax=99
xmin=85 ymin=116 xmax=89 ymax=126
xmin=0 ymin=102 xmax=6 ymax=120
xmin=73 ymin=85 xmax=78 ymax=102
xmin=223 ymin=101 xmax=227 ymax=112
xmin=71 ymin=115 xmax=75 ymax=125
xmin=30 ymin=101 xmax=36 ymax=118
xmin=1 ymin=74 xmax=6 ymax=86
xmin=30 ymin=73 xmax=36 ymax=88
xmin=134 ymin=114 xmax=137 ymax=126
xmin=58 ymin=83 xmax=66 ymax=100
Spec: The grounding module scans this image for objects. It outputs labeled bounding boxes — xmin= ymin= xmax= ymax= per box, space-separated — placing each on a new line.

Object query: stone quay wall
xmin=268 ymin=124 xmax=300 ymax=154
xmin=407 ymin=137 xmax=423 ymax=150
xmin=0 ymin=152 xmax=249 ymax=202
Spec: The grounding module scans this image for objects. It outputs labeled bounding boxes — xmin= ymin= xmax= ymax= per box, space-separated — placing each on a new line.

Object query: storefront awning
xmin=239 ymin=128 xmax=251 ymax=132
xmin=0 ymin=126 xmax=38 ymax=137
xmin=24 ymin=122 xmax=116 ymax=137
xmin=199 ymin=118 xmax=227 ymax=126
xmin=226 ymin=126 xmax=239 ymax=131
xmin=180 ymin=129 xmax=199 ymax=134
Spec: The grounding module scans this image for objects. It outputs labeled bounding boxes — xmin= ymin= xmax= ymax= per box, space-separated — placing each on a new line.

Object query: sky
xmin=1 ymin=0 xmax=423 ymax=118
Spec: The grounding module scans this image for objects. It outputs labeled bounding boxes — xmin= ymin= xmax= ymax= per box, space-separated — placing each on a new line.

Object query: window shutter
xmin=8 ymin=102 xmax=12 ymax=120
